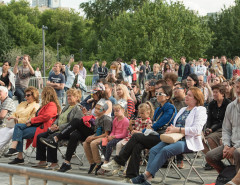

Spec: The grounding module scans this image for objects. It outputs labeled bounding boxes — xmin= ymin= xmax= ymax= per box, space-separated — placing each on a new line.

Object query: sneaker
xmin=177 ymin=160 xmax=185 ymax=169
xmin=58 ymin=163 xmax=72 ymax=172
xmin=204 ymin=163 xmax=213 ymax=170
xmin=101 ymin=160 xmax=121 ymax=171
xmin=8 ymin=158 xmax=24 ymax=165
xmin=46 ymin=164 xmax=60 ymax=170
xmin=95 ymin=162 xmax=103 ymax=175
xmin=130 ymin=174 xmax=146 ymax=184
xmin=88 ymin=163 xmax=96 ymax=174
xmin=4 ymin=148 xmax=18 ymax=157
xmin=32 ymin=162 xmax=48 ymax=168
xmin=40 ymin=137 xmax=57 ymax=149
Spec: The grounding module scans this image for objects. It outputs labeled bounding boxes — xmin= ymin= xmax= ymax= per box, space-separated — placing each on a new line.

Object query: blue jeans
xmin=92 ymin=75 xmax=99 ymax=86
xmin=14 ymin=87 xmax=25 ymax=103
xmin=12 ymin=124 xmax=37 ymax=152
xmin=146 ymin=141 xmax=192 ymax=177
xmin=8 ymin=90 xmax=13 ymax=98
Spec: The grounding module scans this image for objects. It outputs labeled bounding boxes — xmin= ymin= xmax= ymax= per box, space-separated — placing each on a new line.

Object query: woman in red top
xmin=131 ymin=59 xmax=137 ymax=82
xmin=5 ymin=86 xmax=61 ymax=164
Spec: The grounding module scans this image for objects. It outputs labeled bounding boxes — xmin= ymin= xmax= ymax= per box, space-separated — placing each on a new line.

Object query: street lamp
xmin=79 ymin=48 xmax=83 ymax=61
xmin=57 ymin=42 xmax=61 ymax=61
xmin=42 ymin=25 xmax=48 ymax=78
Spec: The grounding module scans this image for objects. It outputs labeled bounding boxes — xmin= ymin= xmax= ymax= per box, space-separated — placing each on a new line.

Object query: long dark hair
xmin=188 ymin=73 xmax=199 ymax=87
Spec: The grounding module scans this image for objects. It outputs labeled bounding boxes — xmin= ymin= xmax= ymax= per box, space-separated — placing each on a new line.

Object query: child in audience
xmin=111 ymin=101 xmax=154 ymax=174
xmin=99 ymin=99 xmax=129 ymax=174
xmin=82 ymin=99 xmax=112 ymax=175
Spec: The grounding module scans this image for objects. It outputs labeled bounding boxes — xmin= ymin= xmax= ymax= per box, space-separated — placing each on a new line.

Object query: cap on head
xmin=96 ymin=98 xmax=109 ymax=112
xmin=117 ymin=99 xmax=128 ymax=109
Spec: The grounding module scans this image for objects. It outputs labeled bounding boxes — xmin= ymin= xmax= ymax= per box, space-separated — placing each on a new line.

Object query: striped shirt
xmin=127 ymin=99 xmax=135 ymax=120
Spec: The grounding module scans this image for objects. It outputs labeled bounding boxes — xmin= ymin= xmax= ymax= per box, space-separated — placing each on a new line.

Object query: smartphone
xmin=70 ymin=54 xmax=74 ymax=59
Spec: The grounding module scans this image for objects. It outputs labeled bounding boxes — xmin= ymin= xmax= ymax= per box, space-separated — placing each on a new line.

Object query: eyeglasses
xmin=155 ymin=92 xmax=167 ymax=96
xmin=25 ymin=94 xmax=32 ymax=97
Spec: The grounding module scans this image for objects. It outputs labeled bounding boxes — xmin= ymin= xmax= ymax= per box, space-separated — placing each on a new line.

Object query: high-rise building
xmin=32 ymin=0 xmax=61 ymax=8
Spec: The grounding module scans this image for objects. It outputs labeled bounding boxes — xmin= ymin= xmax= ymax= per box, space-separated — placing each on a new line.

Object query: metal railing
xmin=28 ymin=75 xmax=94 ymax=91
xmin=0 ymin=163 xmax=128 ymax=185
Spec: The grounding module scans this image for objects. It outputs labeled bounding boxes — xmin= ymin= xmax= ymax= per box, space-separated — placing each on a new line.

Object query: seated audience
xmin=147 ymin=63 xmax=162 ymax=80
xmin=206 ymin=78 xmax=240 ymax=174
xmin=34 ymin=88 xmax=83 ymax=171
xmin=5 ymin=86 xmax=61 ymax=164
xmin=130 ymin=87 xmax=207 ymax=185
xmin=102 ymin=86 xmax=177 ymax=181
xmin=0 ymin=87 xmax=39 ymax=152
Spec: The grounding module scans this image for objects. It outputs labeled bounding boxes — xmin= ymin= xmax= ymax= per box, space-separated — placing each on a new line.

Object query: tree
xmin=98 ymin=1 xmax=213 ymax=62
xmin=0 ymin=20 xmax=13 ymax=59
xmin=206 ymin=0 xmax=240 ymax=58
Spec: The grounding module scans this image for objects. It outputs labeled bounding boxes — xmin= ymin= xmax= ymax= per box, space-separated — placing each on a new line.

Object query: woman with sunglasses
xmin=130 ymin=87 xmax=207 ymax=185
xmin=5 ymin=86 xmax=61 ymax=164
xmin=0 ymin=87 xmax=40 ymax=154
xmin=102 ymin=86 xmax=177 ymax=182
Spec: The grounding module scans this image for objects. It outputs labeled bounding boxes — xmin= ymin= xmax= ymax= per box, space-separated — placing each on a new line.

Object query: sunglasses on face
xmin=25 ymin=94 xmax=32 ymax=97
xmin=131 ymin=86 xmax=136 ymax=88
xmin=155 ymin=92 xmax=167 ymax=96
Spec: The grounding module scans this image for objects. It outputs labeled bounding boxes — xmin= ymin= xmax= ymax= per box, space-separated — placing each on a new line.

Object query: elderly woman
xmin=115 ymin=84 xmax=135 ymax=119
xmin=0 ymin=87 xmax=40 ymax=153
xmin=34 ymin=88 xmax=83 ymax=170
xmin=130 ymin=87 xmax=207 ymax=185
xmin=5 ymin=86 xmax=61 ymax=164
xmin=102 ymin=86 xmax=177 ymax=181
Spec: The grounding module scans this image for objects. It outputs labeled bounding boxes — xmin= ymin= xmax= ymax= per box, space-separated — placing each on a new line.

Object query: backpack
xmin=124 ymin=63 xmax=133 ymax=76
xmin=215 ymin=165 xmax=236 ymax=185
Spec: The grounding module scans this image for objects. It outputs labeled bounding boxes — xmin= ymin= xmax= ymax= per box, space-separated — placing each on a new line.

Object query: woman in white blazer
xmin=130 ymin=87 xmax=207 ymax=185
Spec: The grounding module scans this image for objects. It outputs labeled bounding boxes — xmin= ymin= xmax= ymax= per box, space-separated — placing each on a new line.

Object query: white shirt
xmin=194 ymin=65 xmax=207 ymax=76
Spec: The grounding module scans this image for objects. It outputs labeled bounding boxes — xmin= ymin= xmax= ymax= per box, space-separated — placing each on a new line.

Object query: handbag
xmin=160 ymin=133 xmax=184 ymax=144
xmin=5 ymin=119 xmax=16 ymax=128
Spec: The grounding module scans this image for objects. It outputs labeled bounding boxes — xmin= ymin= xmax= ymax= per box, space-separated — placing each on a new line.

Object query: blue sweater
xmin=142 ymin=102 xmax=177 ymax=133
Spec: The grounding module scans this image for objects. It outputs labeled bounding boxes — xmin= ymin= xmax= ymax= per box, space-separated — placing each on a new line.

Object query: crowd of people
xmin=0 ymin=55 xmax=239 ymax=185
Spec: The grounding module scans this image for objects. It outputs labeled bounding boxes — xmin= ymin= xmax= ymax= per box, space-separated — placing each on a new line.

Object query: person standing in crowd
xmin=130 ymin=59 xmax=137 ymax=83
xmin=145 ymin=61 xmax=151 ymax=75
xmin=206 ymin=78 xmax=240 ymax=174
xmin=138 ymin=61 xmax=146 ymax=90
xmin=78 ymin=61 xmax=87 ymax=82
xmin=221 ymin=56 xmax=233 ymax=80
xmin=147 ymin=63 xmax=162 ymax=80
xmin=162 ymin=63 xmax=173 ymax=77
xmin=0 ymin=86 xmax=15 ymax=125
xmin=98 ymin=61 xmax=108 ymax=79
xmin=195 ymin=59 xmax=207 ymax=77
xmin=90 ymin=61 xmax=99 ymax=85
xmin=47 ymin=62 xmax=65 ymax=107
xmin=198 ymin=75 xmax=213 ymax=106
xmin=0 ymin=61 xmax=15 ymax=98
xmin=35 ymin=67 xmax=43 ymax=89
xmin=178 ymin=56 xmax=191 ymax=81
xmin=13 ymin=55 xmax=35 ymax=103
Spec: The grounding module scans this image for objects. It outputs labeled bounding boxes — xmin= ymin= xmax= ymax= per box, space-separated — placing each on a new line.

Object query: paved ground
xmin=0 ymin=144 xmax=218 ymax=185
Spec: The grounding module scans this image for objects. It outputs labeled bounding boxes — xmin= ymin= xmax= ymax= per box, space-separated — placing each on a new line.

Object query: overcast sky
xmin=3 ymin=0 xmax=236 ymax=16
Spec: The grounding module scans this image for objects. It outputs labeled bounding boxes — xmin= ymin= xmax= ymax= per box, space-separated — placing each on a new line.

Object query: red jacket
xmin=26 ymin=102 xmax=58 ymax=148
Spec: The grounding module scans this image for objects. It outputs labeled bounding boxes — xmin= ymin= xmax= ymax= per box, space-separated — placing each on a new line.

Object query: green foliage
xmin=0 ymin=20 xmax=13 ymax=58
xmin=206 ymin=0 xmax=240 ymax=58
xmin=98 ymin=1 xmax=213 ymax=62
xmin=2 ymin=48 xmax=22 ymax=66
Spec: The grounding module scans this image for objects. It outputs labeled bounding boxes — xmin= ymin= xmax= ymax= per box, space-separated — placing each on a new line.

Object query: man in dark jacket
xmin=221 ymin=56 xmax=233 ymax=80
xmin=98 ymin=61 xmax=108 ymax=79
xmin=178 ymin=56 xmax=191 ymax=81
